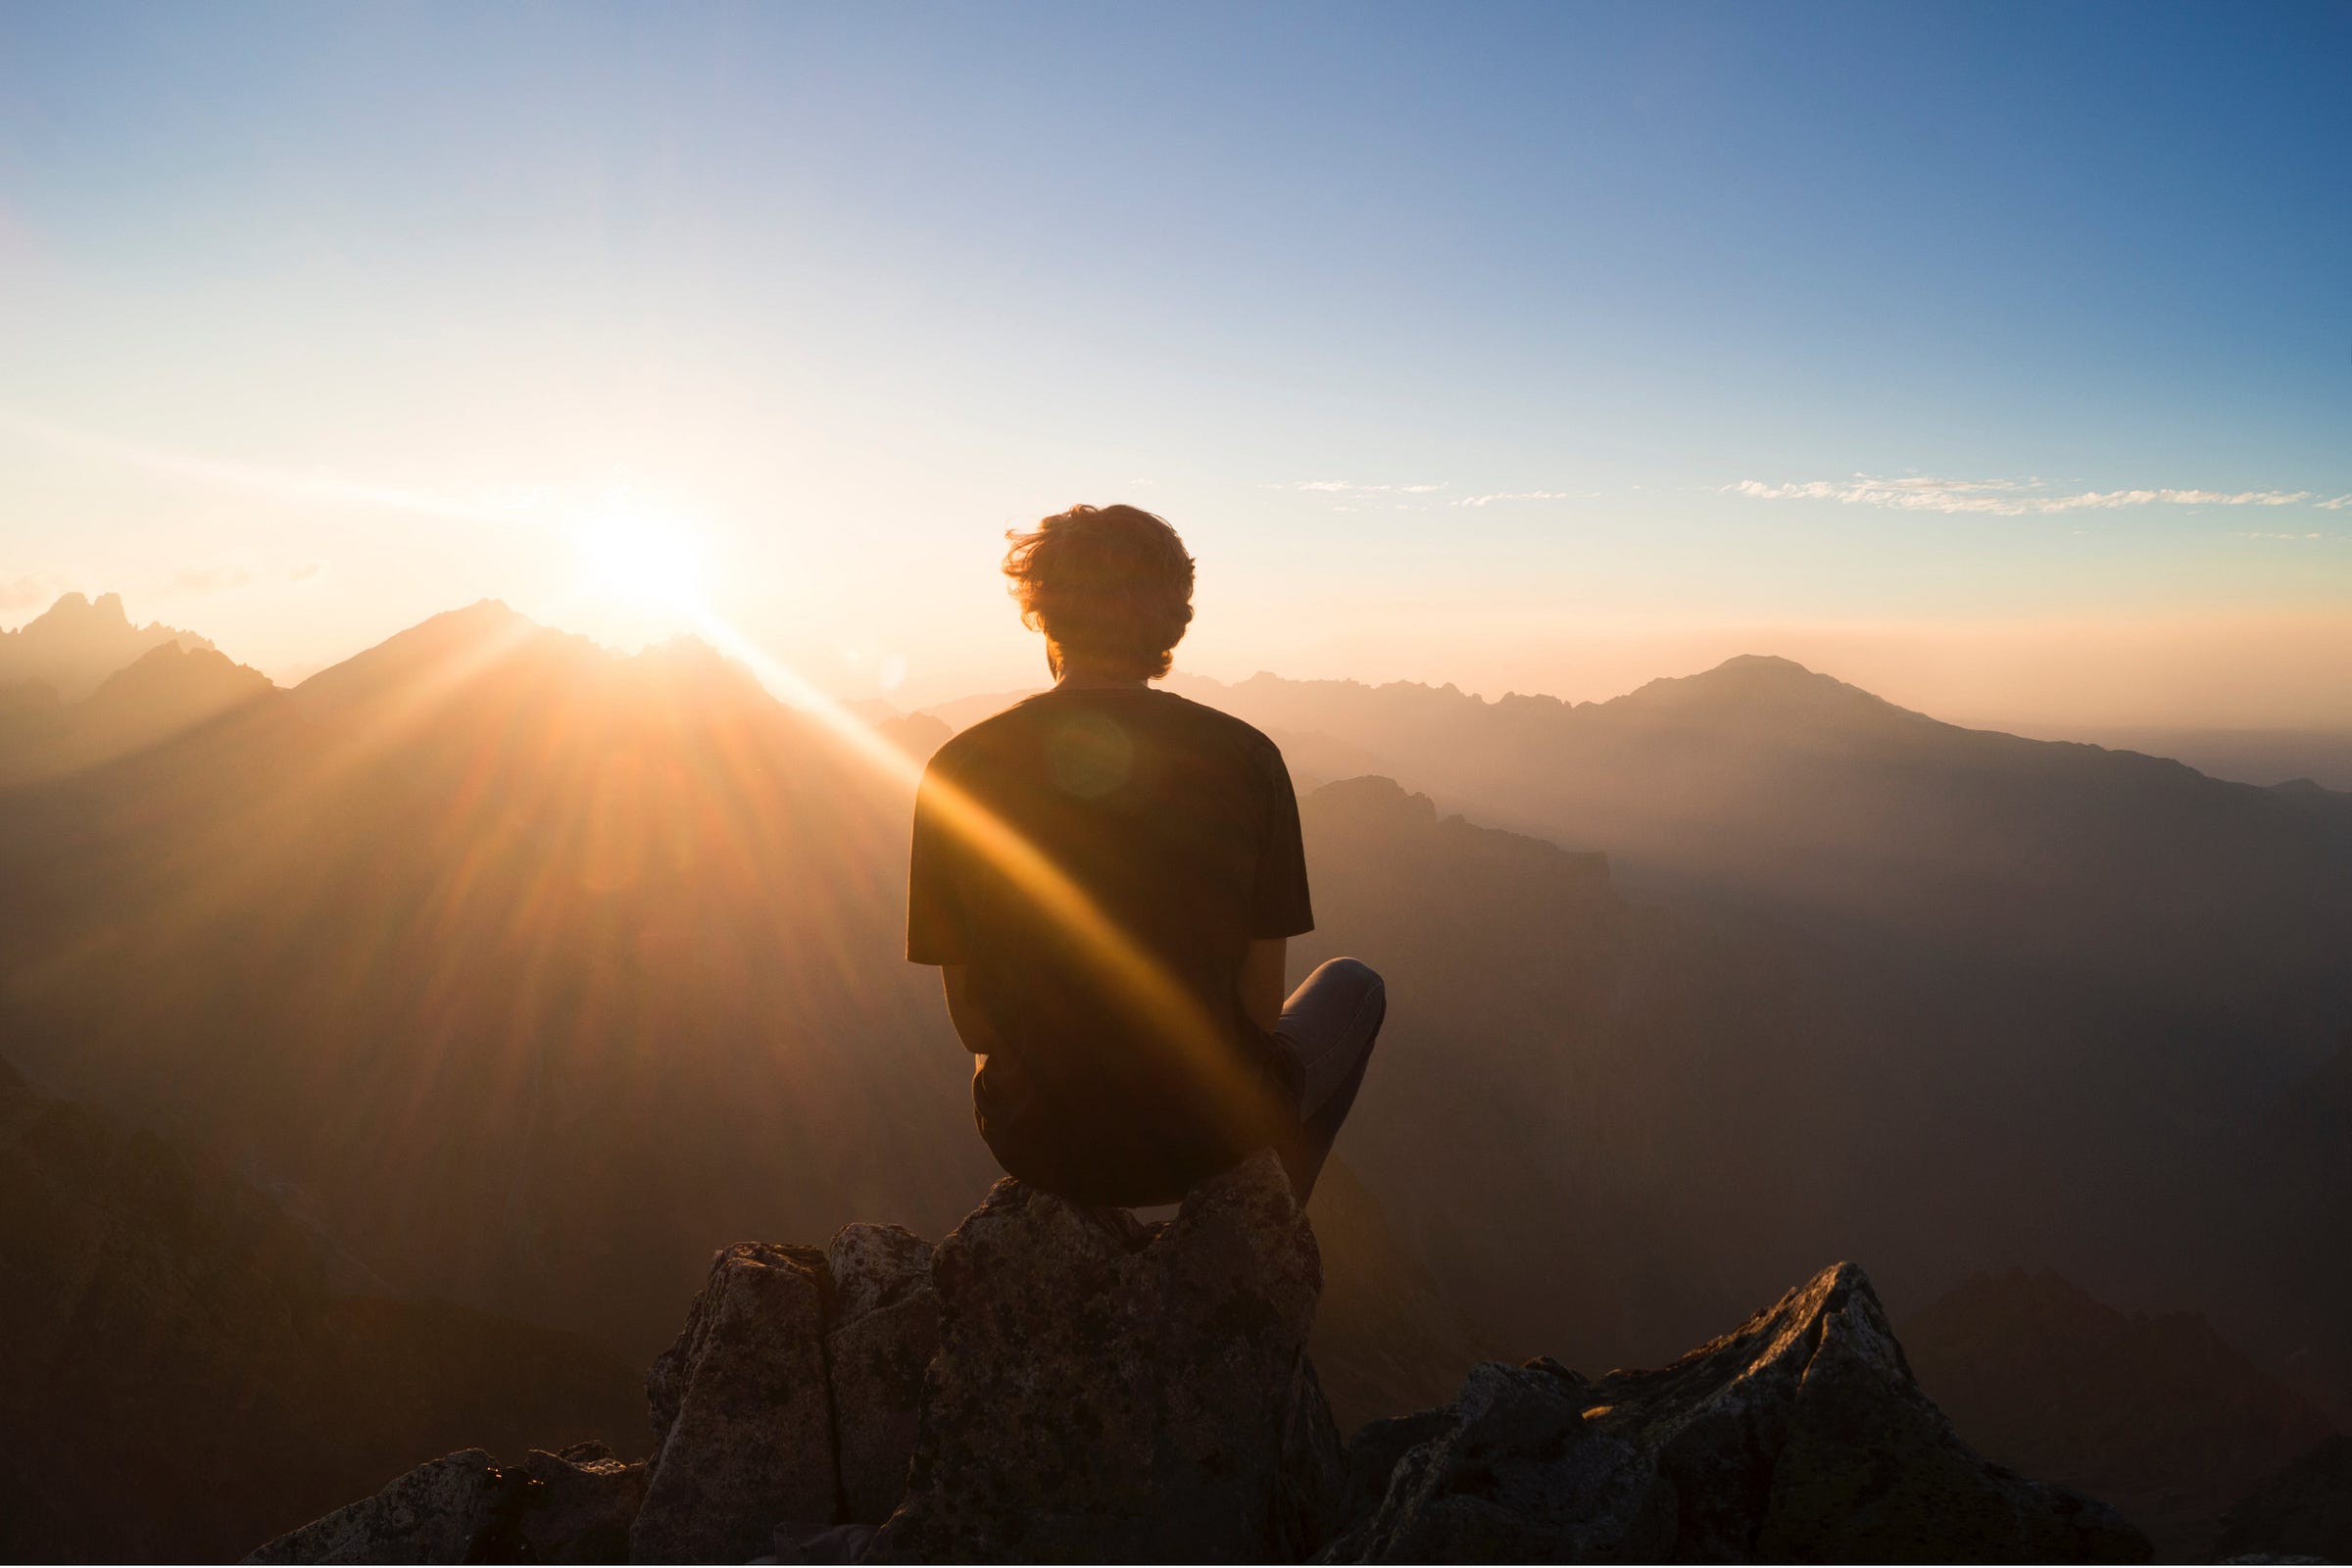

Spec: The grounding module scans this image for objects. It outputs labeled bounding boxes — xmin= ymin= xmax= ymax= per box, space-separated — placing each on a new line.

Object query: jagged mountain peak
xmin=0 ymin=591 xmax=216 ymax=702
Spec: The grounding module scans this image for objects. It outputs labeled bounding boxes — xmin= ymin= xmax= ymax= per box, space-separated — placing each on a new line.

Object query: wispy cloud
xmin=1451 ymin=490 xmax=1592 ymax=508
xmin=1731 ymin=473 xmax=2329 ymax=516
xmin=1274 ymin=480 xmax=1446 ymax=495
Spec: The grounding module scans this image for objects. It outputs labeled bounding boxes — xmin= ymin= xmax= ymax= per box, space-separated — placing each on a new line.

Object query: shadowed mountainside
xmin=0 ymin=1054 xmax=641 ymax=1564
xmin=1902 ymin=1268 xmax=2336 ymax=1558
xmin=1161 ymin=662 xmax=2352 ymax=1416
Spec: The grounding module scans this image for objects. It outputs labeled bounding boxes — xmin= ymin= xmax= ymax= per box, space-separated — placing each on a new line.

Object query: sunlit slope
xmin=0 ymin=601 xmax=1000 ymax=1357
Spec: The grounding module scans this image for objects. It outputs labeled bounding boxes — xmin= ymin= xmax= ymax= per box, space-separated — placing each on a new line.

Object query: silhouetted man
xmin=907 ymin=504 xmax=1384 ymax=1208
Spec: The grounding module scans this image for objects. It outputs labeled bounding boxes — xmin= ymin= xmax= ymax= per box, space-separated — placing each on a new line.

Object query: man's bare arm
xmin=1238 ymin=937 xmax=1287 ymax=1036
xmin=941 ymin=964 xmax=1002 ymax=1056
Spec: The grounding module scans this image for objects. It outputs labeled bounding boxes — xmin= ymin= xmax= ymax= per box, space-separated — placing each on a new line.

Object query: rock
xmin=247 ymin=1450 xmax=500 ymax=1564
xmin=825 ymin=1224 xmax=943 ymax=1524
xmin=777 ymin=1520 xmax=883 ymax=1563
xmin=506 ymin=1443 xmax=648 ymax=1563
xmin=2216 ymin=1435 xmax=2352 ymax=1563
xmin=631 ymin=1243 xmax=838 ymax=1564
xmin=1324 ymin=1263 xmax=2150 ymax=1564
xmin=245 ymin=1445 xmax=647 ymax=1565
xmin=868 ymin=1149 xmax=1346 ymax=1563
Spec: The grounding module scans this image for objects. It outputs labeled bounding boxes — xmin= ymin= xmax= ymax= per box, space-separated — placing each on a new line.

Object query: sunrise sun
xmin=573 ymin=504 xmax=706 ymax=612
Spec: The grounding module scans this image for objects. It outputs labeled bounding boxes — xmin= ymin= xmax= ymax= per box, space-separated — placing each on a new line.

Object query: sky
xmin=3 ymin=1 xmax=2349 ymax=726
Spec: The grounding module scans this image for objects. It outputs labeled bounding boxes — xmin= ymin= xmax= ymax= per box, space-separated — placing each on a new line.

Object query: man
xmin=906 ymin=504 xmax=1384 ymax=1208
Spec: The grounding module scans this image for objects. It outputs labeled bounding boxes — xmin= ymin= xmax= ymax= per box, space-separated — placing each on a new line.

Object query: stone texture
xmin=506 ymin=1443 xmax=647 ymax=1563
xmin=868 ymin=1149 xmax=1346 ymax=1563
xmin=826 ymin=1223 xmax=943 ymax=1524
xmin=1324 ymin=1262 xmax=2151 ymax=1564
xmin=630 ymin=1242 xmax=838 ymax=1563
xmin=246 ymin=1450 xmax=501 ymax=1564
xmin=245 ymin=1444 xmax=647 ymax=1565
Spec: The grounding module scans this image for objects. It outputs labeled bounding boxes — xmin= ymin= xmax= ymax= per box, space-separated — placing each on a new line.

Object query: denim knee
xmin=1312 ymin=956 xmax=1384 ymax=996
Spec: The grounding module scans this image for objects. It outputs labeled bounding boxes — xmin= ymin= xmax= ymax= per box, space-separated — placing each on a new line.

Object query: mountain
xmin=0 ymin=639 xmax=277 ymax=784
xmin=1902 ymin=1268 xmax=2336 ymax=1557
xmin=2215 ymin=1435 xmax=2352 ymax=1562
xmin=8 ymin=605 xmax=2350 ymax=1554
xmin=1288 ymin=772 xmax=1899 ymax=1366
xmin=0 ymin=600 xmax=1003 ymax=1360
xmin=1165 ymin=658 xmax=2352 ymax=1411
xmin=0 ymin=590 xmax=214 ymax=702
xmin=0 ymin=606 xmax=1491 ymax=1409
xmin=0 ymin=1054 xmax=640 ymax=1563
xmin=1303 ymin=1157 xmax=1503 ymax=1435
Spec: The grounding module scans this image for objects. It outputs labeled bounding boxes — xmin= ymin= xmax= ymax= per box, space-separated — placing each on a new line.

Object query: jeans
xmin=1273 ymin=956 xmax=1386 ymax=1204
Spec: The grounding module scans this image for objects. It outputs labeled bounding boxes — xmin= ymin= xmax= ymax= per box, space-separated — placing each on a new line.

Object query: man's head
xmin=1003 ymin=504 xmax=1196 ymax=680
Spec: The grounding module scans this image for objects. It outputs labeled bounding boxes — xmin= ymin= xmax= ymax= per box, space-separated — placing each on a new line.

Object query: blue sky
xmin=2 ymin=2 xmax=2347 ymax=723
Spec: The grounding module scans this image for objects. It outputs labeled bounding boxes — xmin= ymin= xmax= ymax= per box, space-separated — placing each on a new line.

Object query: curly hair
xmin=1003 ymin=504 xmax=1196 ymax=679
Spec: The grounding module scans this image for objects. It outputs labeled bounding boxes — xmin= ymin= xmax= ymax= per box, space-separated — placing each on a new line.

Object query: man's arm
xmin=1238 ymin=937 xmax=1287 ymax=1036
xmin=941 ymin=964 xmax=1003 ymax=1056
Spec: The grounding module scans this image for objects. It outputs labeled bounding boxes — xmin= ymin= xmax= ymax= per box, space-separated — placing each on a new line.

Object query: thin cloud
xmin=1731 ymin=474 xmax=2325 ymax=516
xmin=1451 ymin=490 xmax=1592 ymax=508
xmin=289 ymin=561 xmax=327 ymax=582
xmin=1275 ymin=480 xmax=1446 ymax=495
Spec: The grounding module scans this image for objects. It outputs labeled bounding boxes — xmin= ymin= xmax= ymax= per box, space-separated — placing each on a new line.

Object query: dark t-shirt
xmin=906 ymin=686 xmax=1314 ymax=1205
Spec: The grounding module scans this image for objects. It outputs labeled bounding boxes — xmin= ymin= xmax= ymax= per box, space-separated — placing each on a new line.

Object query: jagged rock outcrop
xmin=247 ymin=1444 xmax=644 ymax=1565
xmin=866 ymin=1149 xmax=1342 ymax=1563
xmin=254 ymin=1181 xmax=2156 ymax=1565
xmin=825 ymin=1224 xmax=942 ymax=1526
xmin=1324 ymin=1263 xmax=2149 ymax=1563
xmin=631 ymin=1244 xmax=839 ymax=1562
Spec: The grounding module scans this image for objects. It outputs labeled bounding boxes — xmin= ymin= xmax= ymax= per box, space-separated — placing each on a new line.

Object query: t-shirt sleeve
xmin=906 ymin=754 xmax=970 ymax=965
xmin=1250 ymin=742 xmax=1315 ymax=939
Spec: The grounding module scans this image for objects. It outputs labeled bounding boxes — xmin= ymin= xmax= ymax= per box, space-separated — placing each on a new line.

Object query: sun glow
xmin=574 ymin=503 xmax=707 ymax=612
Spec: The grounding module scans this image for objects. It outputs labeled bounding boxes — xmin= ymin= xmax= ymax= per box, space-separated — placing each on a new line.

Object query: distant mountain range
xmin=0 ymin=590 xmax=216 ymax=702
xmin=5 ymin=591 xmax=2351 ymax=1554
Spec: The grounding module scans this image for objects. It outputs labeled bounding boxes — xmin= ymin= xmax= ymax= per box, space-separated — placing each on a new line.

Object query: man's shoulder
xmin=1149 ymin=689 xmax=1283 ymax=758
xmin=930 ymin=687 xmax=1286 ymax=774
xmin=925 ymin=697 xmax=1044 ymax=770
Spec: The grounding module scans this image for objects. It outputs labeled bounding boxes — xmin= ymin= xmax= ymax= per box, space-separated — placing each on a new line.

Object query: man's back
xmin=908 ymin=686 xmax=1312 ymax=1204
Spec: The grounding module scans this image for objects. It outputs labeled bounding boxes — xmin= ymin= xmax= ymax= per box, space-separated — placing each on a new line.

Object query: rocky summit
xmin=250 ymin=1153 xmax=2151 ymax=1564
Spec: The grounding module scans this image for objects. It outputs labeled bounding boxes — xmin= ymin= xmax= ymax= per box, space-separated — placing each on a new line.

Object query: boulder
xmin=508 ymin=1443 xmax=649 ymax=1563
xmin=868 ymin=1149 xmax=1346 ymax=1562
xmin=825 ymin=1224 xmax=943 ymax=1524
xmin=245 ymin=1445 xmax=645 ymax=1564
xmin=1324 ymin=1263 xmax=2150 ymax=1563
xmin=630 ymin=1243 xmax=837 ymax=1563
xmin=247 ymin=1450 xmax=500 ymax=1565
